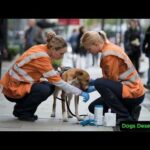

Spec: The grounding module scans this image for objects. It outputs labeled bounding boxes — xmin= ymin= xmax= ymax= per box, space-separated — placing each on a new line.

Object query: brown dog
xmin=51 ymin=67 xmax=90 ymax=122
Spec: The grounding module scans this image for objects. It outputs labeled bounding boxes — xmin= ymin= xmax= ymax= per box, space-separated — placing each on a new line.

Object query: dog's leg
xmin=51 ymin=89 xmax=59 ymax=117
xmin=67 ymin=94 xmax=73 ymax=118
xmin=61 ymin=91 xmax=68 ymax=122
xmin=75 ymin=96 xmax=84 ymax=121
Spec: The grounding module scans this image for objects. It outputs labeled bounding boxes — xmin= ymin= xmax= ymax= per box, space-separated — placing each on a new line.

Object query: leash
xmin=56 ymin=67 xmax=87 ymax=118
xmin=56 ymin=97 xmax=87 ymax=118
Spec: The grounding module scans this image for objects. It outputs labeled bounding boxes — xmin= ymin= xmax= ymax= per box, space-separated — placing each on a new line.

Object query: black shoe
xmin=13 ymin=112 xmax=38 ymax=121
xmin=18 ymin=115 xmax=38 ymax=122
xmin=131 ymin=105 xmax=141 ymax=121
xmin=116 ymin=117 xmax=133 ymax=125
xmin=13 ymin=111 xmax=21 ymax=117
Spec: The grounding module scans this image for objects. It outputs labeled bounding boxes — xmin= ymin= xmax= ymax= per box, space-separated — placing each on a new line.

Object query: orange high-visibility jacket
xmin=0 ymin=44 xmax=82 ymax=99
xmin=100 ymin=41 xmax=145 ymax=99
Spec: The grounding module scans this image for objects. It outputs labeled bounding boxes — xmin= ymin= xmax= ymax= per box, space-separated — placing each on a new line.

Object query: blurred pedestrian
xmin=24 ymin=19 xmax=45 ymax=51
xmin=68 ymin=28 xmax=78 ymax=67
xmin=76 ymin=26 xmax=87 ymax=56
xmin=142 ymin=25 xmax=150 ymax=89
xmin=75 ymin=26 xmax=88 ymax=68
xmin=81 ymin=30 xmax=145 ymax=124
xmin=68 ymin=29 xmax=78 ymax=52
xmin=124 ymin=19 xmax=142 ymax=73
xmin=0 ymin=19 xmax=8 ymax=79
xmin=0 ymin=31 xmax=89 ymax=121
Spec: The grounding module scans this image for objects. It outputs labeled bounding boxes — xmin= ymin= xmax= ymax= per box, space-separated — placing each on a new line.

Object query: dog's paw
xmin=68 ymin=114 xmax=73 ymax=118
xmin=51 ymin=113 xmax=55 ymax=117
xmin=62 ymin=113 xmax=68 ymax=122
xmin=63 ymin=118 xmax=68 ymax=122
xmin=77 ymin=117 xmax=84 ymax=121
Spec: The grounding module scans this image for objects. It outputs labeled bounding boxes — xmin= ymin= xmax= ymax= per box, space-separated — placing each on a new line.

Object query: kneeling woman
xmin=80 ymin=31 xmax=145 ymax=124
xmin=0 ymin=31 xmax=89 ymax=121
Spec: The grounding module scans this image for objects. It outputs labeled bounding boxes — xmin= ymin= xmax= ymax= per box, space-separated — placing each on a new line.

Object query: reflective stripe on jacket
xmin=100 ymin=42 xmax=145 ymax=98
xmin=0 ymin=44 xmax=82 ymax=99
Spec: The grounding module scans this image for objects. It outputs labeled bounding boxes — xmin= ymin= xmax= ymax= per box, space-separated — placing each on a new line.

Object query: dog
xmin=51 ymin=67 xmax=90 ymax=122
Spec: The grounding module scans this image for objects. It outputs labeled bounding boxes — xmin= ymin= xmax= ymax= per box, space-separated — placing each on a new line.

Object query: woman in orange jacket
xmin=0 ymin=31 xmax=89 ymax=121
xmin=81 ymin=31 xmax=145 ymax=124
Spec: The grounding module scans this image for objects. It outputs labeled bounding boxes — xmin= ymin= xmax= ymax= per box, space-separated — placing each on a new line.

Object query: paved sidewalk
xmin=0 ymin=54 xmax=150 ymax=131
xmin=0 ymin=83 xmax=150 ymax=131
xmin=0 ymin=57 xmax=113 ymax=131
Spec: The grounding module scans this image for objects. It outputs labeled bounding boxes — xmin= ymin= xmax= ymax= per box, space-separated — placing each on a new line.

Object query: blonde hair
xmin=80 ymin=30 xmax=108 ymax=48
xmin=46 ymin=31 xmax=67 ymax=50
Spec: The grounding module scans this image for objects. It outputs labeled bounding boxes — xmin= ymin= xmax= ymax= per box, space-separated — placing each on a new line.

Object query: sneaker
xmin=131 ymin=105 xmax=141 ymax=121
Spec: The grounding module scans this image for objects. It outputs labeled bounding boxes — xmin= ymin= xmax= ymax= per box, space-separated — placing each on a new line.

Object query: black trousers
xmin=129 ymin=54 xmax=140 ymax=73
xmin=5 ymin=81 xmax=55 ymax=117
xmin=88 ymin=78 xmax=144 ymax=120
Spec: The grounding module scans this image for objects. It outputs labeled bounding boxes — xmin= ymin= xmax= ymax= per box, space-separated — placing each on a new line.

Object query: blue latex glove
xmin=80 ymin=119 xmax=95 ymax=126
xmin=89 ymin=79 xmax=96 ymax=86
xmin=86 ymin=86 xmax=96 ymax=93
xmin=80 ymin=92 xmax=90 ymax=102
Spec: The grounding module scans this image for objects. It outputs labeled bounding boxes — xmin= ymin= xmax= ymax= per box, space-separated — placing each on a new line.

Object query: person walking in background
xmin=76 ymin=26 xmax=87 ymax=56
xmin=68 ymin=28 xmax=78 ymax=67
xmin=24 ymin=19 xmax=45 ymax=51
xmin=0 ymin=19 xmax=8 ymax=79
xmin=142 ymin=25 xmax=150 ymax=89
xmin=75 ymin=26 xmax=88 ymax=69
xmin=124 ymin=19 xmax=142 ymax=74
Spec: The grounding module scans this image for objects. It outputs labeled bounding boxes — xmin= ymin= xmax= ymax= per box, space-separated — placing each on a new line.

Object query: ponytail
xmin=98 ymin=30 xmax=109 ymax=43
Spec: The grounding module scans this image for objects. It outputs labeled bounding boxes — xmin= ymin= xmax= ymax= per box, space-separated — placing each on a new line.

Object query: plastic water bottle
xmin=94 ymin=105 xmax=103 ymax=126
xmin=103 ymin=109 xmax=116 ymax=127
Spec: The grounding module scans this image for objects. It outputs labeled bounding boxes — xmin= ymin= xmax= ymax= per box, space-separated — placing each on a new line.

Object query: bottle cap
xmin=108 ymin=108 xmax=111 ymax=113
